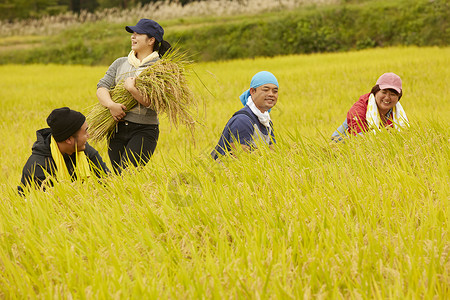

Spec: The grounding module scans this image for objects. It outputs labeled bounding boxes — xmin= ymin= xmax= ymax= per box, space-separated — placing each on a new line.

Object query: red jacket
xmin=347 ymin=93 xmax=393 ymax=135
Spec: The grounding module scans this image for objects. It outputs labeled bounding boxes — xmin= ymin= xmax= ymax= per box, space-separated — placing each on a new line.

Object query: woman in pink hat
xmin=96 ymin=19 xmax=171 ymax=174
xmin=332 ymin=72 xmax=409 ymax=140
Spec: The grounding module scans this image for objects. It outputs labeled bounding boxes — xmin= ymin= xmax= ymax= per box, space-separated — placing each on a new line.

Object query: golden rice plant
xmin=86 ymin=47 xmax=196 ymax=142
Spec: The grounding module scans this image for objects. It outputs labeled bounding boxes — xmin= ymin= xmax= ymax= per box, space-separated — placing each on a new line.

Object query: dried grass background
xmin=0 ymin=0 xmax=339 ymax=37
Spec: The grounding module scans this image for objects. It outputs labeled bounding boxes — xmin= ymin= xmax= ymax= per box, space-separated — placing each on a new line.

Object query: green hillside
xmin=0 ymin=0 xmax=448 ymax=65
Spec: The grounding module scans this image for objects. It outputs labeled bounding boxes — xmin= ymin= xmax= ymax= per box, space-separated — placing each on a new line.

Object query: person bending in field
xmin=211 ymin=71 xmax=278 ymax=159
xmin=18 ymin=107 xmax=109 ymax=195
xmin=331 ymin=72 xmax=409 ymax=141
xmin=96 ymin=19 xmax=172 ymax=174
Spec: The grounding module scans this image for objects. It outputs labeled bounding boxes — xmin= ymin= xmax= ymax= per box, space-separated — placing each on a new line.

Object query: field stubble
xmin=0 ymin=47 xmax=448 ymax=298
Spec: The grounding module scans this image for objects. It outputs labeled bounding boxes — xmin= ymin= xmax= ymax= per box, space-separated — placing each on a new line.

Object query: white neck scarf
xmin=366 ymin=93 xmax=409 ymax=131
xmin=246 ymin=96 xmax=271 ymax=127
xmin=127 ymin=50 xmax=159 ymax=69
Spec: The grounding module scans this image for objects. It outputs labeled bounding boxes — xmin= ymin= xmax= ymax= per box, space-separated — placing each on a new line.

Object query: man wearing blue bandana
xmin=211 ymin=71 xmax=279 ymax=159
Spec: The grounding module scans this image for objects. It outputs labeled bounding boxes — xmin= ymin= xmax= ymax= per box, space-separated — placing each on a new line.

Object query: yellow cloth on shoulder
xmin=50 ymin=136 xmax=91 ymax=181
xmin=366 ymin=93 xmax=409 ymax=132
xmin=127 ymin=50 xmax=159 ymax=69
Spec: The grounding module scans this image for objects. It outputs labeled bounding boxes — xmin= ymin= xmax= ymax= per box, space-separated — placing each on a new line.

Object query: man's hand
xmin=230 ymin=142 xmax=251 ymax=155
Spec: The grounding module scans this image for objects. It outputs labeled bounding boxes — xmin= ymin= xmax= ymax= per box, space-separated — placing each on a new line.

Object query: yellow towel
xmin=50 ymin=136 xmax=91 ymax=181
xmin=127 ymin=50 xmax=159 ymax=69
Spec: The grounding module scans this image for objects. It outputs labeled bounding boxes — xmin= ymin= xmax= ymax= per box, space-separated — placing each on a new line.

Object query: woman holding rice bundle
xmin=331 ymin=72 xmax=409 ymax=141
xmin=96 ymin=19 xmax=171 ymax=174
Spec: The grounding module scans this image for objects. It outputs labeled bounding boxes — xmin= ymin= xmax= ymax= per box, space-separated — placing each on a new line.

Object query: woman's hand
xmin=110 ymin=77 xmax=136 ymax=121
xmin=124 ymin=77 xmax=137 ymax=92
xmin=123 ymin=77 xmax=149 ymax=107
xmin=108 ymin=102 xmax=127 ymax=121
xmin=96 ymin=87 xmax=127 ymax=121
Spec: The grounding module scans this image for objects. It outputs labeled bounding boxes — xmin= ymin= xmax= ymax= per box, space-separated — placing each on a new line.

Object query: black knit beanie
xmin=46 ymin=107 xmax=86 ymax=142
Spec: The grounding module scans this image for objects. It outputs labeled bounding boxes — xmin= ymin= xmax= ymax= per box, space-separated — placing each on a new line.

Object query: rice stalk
xmin=86 ymin=47 xmax=196 ymax=142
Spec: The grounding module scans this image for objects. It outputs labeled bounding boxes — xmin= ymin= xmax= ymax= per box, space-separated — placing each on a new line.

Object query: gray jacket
xmin=97 ymin=57 xmax=159 ymax=125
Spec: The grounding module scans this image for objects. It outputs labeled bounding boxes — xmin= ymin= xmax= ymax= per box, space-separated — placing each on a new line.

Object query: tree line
xmin=0 ymin=0 xmax=201 ymax=21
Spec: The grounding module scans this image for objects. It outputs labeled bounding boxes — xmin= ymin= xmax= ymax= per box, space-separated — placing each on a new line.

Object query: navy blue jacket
xmin=211 ymin=106 xmax=275 ymax=159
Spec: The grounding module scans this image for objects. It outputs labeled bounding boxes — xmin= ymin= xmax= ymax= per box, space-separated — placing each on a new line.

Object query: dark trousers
xmin=108 ymin=121 xmax=159 ymax=174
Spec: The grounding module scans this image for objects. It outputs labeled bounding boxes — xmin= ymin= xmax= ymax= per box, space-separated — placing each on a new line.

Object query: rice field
xmin=0 ymin=46 xmax=449 ymax=298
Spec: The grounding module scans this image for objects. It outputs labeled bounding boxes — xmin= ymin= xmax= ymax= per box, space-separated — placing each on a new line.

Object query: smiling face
xmin=130 ymin=32 xmax=155 ymax=56
xmin=249 ymin=84 xmax=278 ymax=113
xmin=72 ymin=122 xmax=89 ymax=152
xmin=375 ymin=89 xmax=400 ymax=115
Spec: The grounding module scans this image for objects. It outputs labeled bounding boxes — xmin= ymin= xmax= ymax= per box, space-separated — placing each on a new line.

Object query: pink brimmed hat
xmin=376 ymin=72 xmax=402 ymax=93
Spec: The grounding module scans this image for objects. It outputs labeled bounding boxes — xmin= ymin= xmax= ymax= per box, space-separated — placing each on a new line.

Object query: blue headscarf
xmin=239 ymin=71 xmax=279 ymax=106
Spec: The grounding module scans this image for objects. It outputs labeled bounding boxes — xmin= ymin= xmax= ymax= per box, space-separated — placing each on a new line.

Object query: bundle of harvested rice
xmin=86 ymin=48 xmax=196 ymax=142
